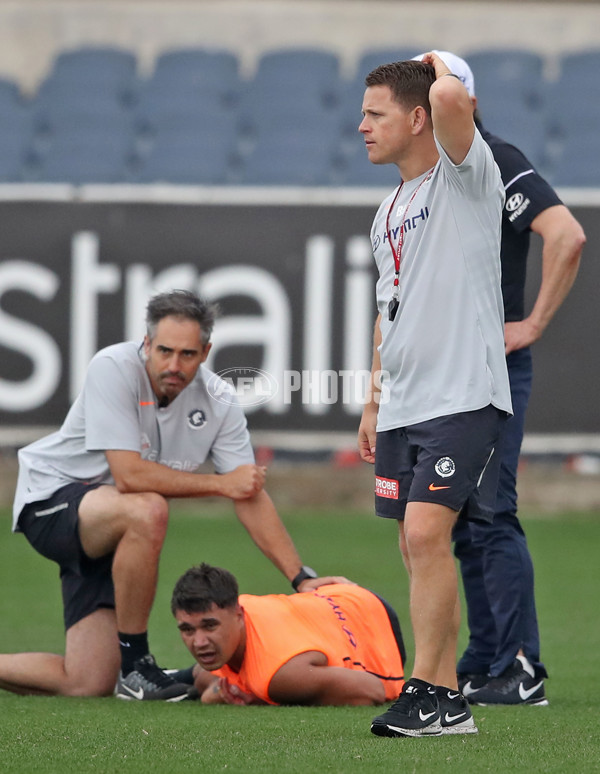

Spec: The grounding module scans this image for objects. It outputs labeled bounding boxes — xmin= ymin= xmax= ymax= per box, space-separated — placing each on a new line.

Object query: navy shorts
xmin=17 ymin=482 xmax=115 ymax=631
xmin=374 ymin=404 xmax=506 ymax=523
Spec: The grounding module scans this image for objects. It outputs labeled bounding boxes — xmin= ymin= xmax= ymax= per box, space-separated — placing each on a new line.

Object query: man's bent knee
xmin=130 ymin=492 xmax=169 ymax=540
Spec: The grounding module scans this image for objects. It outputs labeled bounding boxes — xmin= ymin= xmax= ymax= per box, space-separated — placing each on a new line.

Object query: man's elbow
xmin=572 ymin=224 xmax=587 ymax=258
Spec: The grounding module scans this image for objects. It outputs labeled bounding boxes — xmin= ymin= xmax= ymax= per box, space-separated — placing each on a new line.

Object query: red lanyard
xmin=385 ymin=168 xmax=434 ymax=320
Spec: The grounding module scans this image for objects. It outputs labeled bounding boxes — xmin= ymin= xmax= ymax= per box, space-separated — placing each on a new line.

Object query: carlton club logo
xmin=187 ymin=409 xmax=207 ymax=429
xmin=434 ymin=457 xmax=456 ymax=478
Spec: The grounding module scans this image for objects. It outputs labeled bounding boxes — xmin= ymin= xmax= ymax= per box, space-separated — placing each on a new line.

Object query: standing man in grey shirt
xmin=357 ymin=54 xmax=511 ymax=737
xmin=2 ymin=290 xmax=347 ymax=701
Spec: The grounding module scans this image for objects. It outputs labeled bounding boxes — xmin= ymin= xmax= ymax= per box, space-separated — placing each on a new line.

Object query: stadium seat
xmin=0 ymin=99 xmax=36 ymax=181
xmin=31 ymin=129 xmax=135 ymax=183
xmin=550 ymin=132 xmax=600 ymax=187
xmin=478 ymin=102 xmax=549 ymax=169
xmin=135 ymin=116 xmax=239 ymax=184
xmin=239 ymin=48 xmax=342 ymax=131
xmin=0 ymin=132 xmax=34 ymax=182
xmin=466 ymin=49 xmax=545 ymax=111
xmin=336 ymin=142 xmax=401 ymax=187
xmin=546 ymin=50 xmax=600 ymax=142
xmin=137 ymin=47 xmax=242 ymax=118
xmin=240 ymin=129 xmax=337 ymax=186
xmin=135 ymin=136 xmax=237 ymax=184
xmin=557 ymin=49 xmax=600 ymax=86
xmin=0 ymin=77 xmax=25 ymax=107
xmin=354 ymin=47 xmax=420 ymax=81
xmin=239 ymin=105 xmax=341 ymax=185
xmin=45 ymin=46 xmax=138 ymax=104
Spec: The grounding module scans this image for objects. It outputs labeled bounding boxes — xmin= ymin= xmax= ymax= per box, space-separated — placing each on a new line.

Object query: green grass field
xmin=1 ymin=502 xmax=599 ymax=773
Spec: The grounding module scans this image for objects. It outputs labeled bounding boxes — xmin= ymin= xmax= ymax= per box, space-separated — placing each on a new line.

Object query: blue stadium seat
xmin=135 ymin=136 xmax=237 ymax=184
xmin=138 ymin=48 xmax=242 ymax=115
xmin=336 ymin=141 xmax=401 ymax=188
xmin=31 ymin=130 xmax=135 ymax=183
xmin=546 ymin=50 xmax=600 ymax=142
xmin=550 ymin=132 xmax=600 ymax=187
xmin=479 ymin=102 xmax=549 ymax=169
xmin=0 ymin=77 xmax=25 ymax=107
xmin=135 ymin=114 xmax=239 ymax=184
xmin=46 ymin=46 xmax=137 ymax=104
xmin=466 ymin=49 xmax=545 ymax=109
xmin=557 ymin=49 xmax=600 ymax=86
xmin=0 ymin=99 xmax=36 ymax=181
xmin=0 ymin=131 xmax=34 ymax=181
xmin=240 ymin=124 xmax=338 ymax=186
xmin=354 ymin=47 xmax=420 ymax=81
xmin=240 ymin=48 xmax=342 ymax=126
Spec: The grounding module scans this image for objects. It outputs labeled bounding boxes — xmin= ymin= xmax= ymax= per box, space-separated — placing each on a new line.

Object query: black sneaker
xmin=458 ymin=672 xmax=489 ymax=701
xmin=436 ymin=687 xmax=478 ymax=735
xmin=115 ymin=654 xmax=192 ymax=702
xmin=468 ymin=658 xmax=548 ymax=706
xmin=371 ymin=678 xmax=442 ymax=738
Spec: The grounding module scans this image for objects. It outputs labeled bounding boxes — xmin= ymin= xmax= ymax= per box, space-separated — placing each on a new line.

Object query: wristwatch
xmin=291 ymin=566 xmax=318 ymax=592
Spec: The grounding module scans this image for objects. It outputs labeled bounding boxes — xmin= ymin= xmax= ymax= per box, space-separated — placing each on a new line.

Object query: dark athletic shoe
xmin=371 ymin=678 xmax=442 ymax=738
xmin=468 ymin=658 xmax=548 ymax=706
xmin=115 ymin=654 xmax=192 ymax=702
xmin=458 ymin=672 xmax=489 ymax=701
xmin=436 ymin=687 xmax=478 ymax=734
xmin=164 ymin=666 xmax=196 ymax=685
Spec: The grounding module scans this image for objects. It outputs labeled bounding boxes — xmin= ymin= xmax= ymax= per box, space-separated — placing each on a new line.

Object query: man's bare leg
xmin=403 ymin=501 xmax=459 ymax=685
xmin=0 ymin=608 xmax=119 ymax=696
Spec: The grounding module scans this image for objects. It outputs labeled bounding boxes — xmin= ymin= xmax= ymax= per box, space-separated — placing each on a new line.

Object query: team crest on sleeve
xmin=188 ymin=409 xmax=207 ymax=429
xmin=434 ymin=457 xmax=456 ymax=478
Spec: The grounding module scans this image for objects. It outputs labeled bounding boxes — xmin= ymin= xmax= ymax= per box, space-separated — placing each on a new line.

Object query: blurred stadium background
xmin=0 ymin=0 xmax=599 ymax=186
xmin=0 ymin=0 xmax=599 ymax=482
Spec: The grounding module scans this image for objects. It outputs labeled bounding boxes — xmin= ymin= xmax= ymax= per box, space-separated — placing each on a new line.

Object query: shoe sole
xmin=441 ymin=720 xmax=479 ymax=735
xmin=473 ymin=698 xmax=549 ymax=707
xmin=371 ymin=721 xmax=443 ymax=738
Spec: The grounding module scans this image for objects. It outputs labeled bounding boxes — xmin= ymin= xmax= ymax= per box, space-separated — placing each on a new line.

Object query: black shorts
xmin=17 ymin=482 xmax=115 ymax=631
xmin=374 ymin=404 xmax=506 ymax=523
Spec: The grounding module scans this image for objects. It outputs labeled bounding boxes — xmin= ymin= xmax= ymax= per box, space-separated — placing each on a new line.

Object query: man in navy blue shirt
xmin=414 ymin=51 xmax=585 ymax=706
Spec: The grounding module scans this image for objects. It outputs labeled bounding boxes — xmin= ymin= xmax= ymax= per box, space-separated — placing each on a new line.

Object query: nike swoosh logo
xmin=462 ymin=681 xmax=478 ymax=697
xmin=519 ymin=681 xmax=543 ymax=701
xmin=429 ymin=483 xmax=451 ymax=491
xmin=419 ymin=710 xmax=438 ymax=721
xmin=121 ymin=684 xmax=144 ymax=700
xmin=447 ymin=692 xmax=460 ymax=700
xmin=445 ymin=712 xmax=467 ymax=723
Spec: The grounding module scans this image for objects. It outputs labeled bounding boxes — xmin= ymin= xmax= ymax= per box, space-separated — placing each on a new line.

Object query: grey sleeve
xmin=209 ymin=398 xmax=255 ymax=474
xmin=83 ymin=354 xmax=143 ymax=453
xmin=435 ymin=129 xmax=502 ymax=199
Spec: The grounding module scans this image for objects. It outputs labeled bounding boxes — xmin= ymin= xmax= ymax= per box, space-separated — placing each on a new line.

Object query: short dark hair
xmin=365 ymin=60 xmax=436 ymax=116
xmin=145 ymin=290 xmax=219 ymax=346
xmin=171 ymin=563 xmax=239 ymax=615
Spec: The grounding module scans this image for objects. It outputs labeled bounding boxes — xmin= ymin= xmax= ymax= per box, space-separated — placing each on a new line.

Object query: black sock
xmin=118 ymin=631 xmax=149 ymax=675
xmin=407 ymin=677 xmax=436 ymax=693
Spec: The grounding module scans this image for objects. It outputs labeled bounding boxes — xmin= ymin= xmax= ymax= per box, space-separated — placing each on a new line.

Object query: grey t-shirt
xmin=13 ymin=341 xmax=254 ymax=530
xmin=371 ymin=129 xmax=512 ymax=431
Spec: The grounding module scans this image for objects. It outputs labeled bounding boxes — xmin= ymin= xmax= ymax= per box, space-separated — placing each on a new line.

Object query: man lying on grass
xmin=170 ymin=563 xmax=406 ymax=707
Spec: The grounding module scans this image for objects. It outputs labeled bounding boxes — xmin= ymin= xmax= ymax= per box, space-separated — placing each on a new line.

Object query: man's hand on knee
xmin=219 ymin=464 xmax=266 ymax=500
